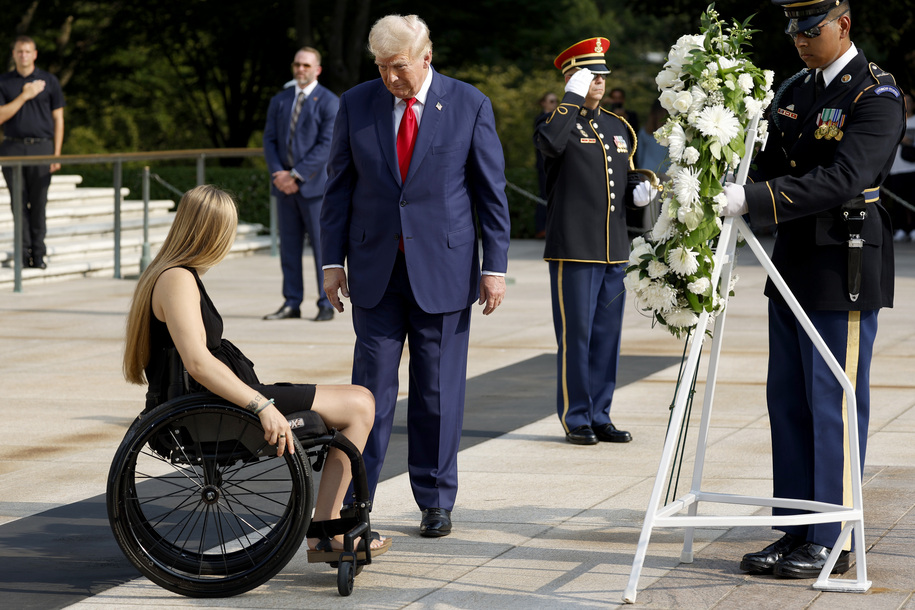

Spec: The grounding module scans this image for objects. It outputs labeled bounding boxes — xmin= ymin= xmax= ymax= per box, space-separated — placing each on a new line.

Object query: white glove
xmin=565 ymin=68 xmax=593 ymax=98
xmin=721 ymin=183 xmax=748 ymax=217
xmin=632 ymin=180 xmax=653 ymax=207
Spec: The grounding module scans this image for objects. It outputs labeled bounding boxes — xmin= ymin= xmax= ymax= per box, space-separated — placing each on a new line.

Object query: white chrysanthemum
xmin=738 ymin=73 xmax=754 ymax=94
xmin=644 ymin=280 xmax=678 ymax=312
xmin=668 ymin=123 xmax=687 ymax=160
xmin=673 ymin=90 xmax=693 ymax=114
xmin=713 ymin=192 xmax=728 ymax=214
xmin=659 ymin=89 xmax=679 ymax=113
xmin=687 ymin=277 xmax=712 ymax=295
xmin=688 ymin=85 xmax=707 ymax=114
xmin=656 ymin=68 xmax=681 ymax=90
xmin=673 ymin=166 xmax=701 ymax=206
xmin=647 ymin=258 xmax=669 ymax=279
xmin=665 ymin=307 xmax=699 ymax=329
xmin=763 ymin=88 xmax=774 ymax=106
xmin=667 ymin=245 xmax=700 ymax=276
xmin=695 ymin=104 xmax=740 ymax=143
xmin=763 ymin=70 xmax=774 ymax=89
xmin=682 ymin=146 xmax=700 ymax=165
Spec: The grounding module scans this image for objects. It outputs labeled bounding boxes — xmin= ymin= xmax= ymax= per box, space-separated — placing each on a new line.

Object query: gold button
xmin=790 ymin=160 xmax=796 ymax=167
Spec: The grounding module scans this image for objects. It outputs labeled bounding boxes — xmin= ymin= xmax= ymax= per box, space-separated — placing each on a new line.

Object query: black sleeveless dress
xmin=144 ymin=266 xmax=316 ymax=414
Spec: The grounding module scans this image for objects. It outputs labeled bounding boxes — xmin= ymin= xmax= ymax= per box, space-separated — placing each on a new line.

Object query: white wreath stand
xmin=622 ymin=116 xmax=872 ymax=603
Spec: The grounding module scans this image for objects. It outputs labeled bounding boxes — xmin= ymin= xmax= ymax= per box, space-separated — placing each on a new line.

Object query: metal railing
xmin=2 ymin=148 xmax=264 ymax=292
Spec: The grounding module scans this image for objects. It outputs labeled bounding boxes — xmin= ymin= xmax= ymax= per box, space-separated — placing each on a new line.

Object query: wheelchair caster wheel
xmin=337 ymin=560 xmax=355 ymax=596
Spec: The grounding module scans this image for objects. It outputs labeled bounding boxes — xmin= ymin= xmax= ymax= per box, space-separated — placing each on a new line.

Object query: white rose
xmin=656 ymin=68 xmax=681 ymax=90
xmin=659 ymin=89 xmax=679 ymax=113
xmin=673 ymin=90 xmax=693 ymax=114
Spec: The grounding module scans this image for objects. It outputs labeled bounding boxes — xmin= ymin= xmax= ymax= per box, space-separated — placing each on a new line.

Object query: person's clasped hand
xmin=721 ymin=183 xmax=748 ymax=217
xmin=632 ymin=181 xmax=653 ymax=208
xmin=564 ymin=68 xmax=593 ymax=97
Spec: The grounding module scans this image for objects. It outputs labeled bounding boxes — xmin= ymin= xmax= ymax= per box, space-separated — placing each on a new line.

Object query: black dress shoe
xmin=263 ymin=305 xmax=301 ymax=320
xmin=420 ymin=508 xmax=452 ymax=537
xmin=773 ymin=542 xmax=850 ymax=579
xmin=313 ymin=306 xmax=335 ymax=321
xmin=739 ymin=533 xmax=805 ymax=574
xmin=565 ymin=425 xmax=598 ymax=445
xmin=593 ymin=423 xmax=632 ymax=443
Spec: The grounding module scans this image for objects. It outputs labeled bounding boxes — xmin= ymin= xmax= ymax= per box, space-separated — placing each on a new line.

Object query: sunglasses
xmin=786 ymin=11 xmax=848 ymax=40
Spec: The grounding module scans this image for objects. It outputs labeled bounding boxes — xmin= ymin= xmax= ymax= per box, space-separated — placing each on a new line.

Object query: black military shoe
xmin=593 ymin=423 xmax=632 ymax=443
xmin=773 ymin=542 xmax=850 ymax=579
xmin=739 ymin=533 xmax=805 ymax=574
xmin=565 ymin=425 xmax=598 ymax=445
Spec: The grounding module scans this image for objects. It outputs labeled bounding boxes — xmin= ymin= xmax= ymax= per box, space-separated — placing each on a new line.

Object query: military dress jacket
xmin=535 ymin=91 xmax=637 ymax=264
xmin=745 ymin=51 xmax=905 ymax=311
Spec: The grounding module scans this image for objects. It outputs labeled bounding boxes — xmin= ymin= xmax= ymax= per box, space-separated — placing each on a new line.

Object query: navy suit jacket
xmin=321 ymin=69 xmax=511 ymax=313
xmin=263 ymin=82 xmax=339 ymax=199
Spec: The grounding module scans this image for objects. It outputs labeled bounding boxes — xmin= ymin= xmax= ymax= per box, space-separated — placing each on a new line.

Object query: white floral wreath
xmin=625 ymin=5 xmax=774 ymax=338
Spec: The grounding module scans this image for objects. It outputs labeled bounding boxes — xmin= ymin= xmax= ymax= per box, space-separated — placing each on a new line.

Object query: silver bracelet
xmin=253 ymin=398 xmax=275 ymax=414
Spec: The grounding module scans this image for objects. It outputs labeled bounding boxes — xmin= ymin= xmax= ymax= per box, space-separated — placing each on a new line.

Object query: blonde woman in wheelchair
xmin=123 ymin=184 xmax=390 ymax=562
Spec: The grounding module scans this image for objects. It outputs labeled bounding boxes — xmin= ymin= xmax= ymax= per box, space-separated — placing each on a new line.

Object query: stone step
xmin=1 ymin=221 xmax=264 ymax=264
xmin=0 ymin=199 xmax=175 ymax=232
xmin=0 ymin=232 xmax=272 ymax=288
xmin=0 ymin=173 xmax=82 ymax=191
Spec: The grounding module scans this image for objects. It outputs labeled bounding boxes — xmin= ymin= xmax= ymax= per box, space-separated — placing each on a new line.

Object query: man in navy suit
xmin=263 ymin=47 xmax=338 ymax=322
xmin=321 ymin=14 xmax=511 ymax=537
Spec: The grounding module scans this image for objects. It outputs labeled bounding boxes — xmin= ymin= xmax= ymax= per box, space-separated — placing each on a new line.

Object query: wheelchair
xmin=106 ymin=351 xmax=380 ymax=597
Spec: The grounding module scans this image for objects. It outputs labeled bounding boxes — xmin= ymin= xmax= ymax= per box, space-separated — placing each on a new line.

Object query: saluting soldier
xmin=723 ymin=0 xmax=905 ymax=578
xmin=535 ymin=38 xmax=654 ymax=446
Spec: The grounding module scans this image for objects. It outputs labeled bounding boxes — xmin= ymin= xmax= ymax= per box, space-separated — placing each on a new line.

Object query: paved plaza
xmin=1 ymin=238 xmax=914 ymax=609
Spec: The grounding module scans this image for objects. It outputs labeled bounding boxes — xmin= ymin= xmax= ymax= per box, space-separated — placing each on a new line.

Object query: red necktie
xmin=397 ymin=97 xmax=418 ymax=182
xmin=396 ymin=97 xmax=418 ymax=251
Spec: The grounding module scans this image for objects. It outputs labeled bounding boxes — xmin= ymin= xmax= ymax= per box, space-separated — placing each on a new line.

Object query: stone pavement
xmin=1 ymin=238 xmax=914 ymax=609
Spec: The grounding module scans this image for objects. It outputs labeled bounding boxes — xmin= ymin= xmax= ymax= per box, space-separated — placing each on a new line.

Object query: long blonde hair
xmin=123 ymin=185 xmax=238 ymax=385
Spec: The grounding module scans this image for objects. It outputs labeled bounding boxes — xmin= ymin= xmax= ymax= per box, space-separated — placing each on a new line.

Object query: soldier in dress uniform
xmin=722 ymin=0 xmax=905 ymax=578
xmin=535 ymin=38 xmax=655 ymax=446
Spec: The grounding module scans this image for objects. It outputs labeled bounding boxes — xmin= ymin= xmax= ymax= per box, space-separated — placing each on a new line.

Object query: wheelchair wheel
xmin=107 ymin=394 xmax=313 ymax=597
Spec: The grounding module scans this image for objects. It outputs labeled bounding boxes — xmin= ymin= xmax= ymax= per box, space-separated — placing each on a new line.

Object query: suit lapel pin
xmin=435 ymin=102 xmax=443 ymax=111
xmin=841 ymin=74 xmax=851 ymax=84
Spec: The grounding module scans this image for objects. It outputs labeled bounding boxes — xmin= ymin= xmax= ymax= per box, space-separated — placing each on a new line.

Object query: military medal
xmin=815 ymin=108 xmax=844 ymax=141
xmin=613 ymin=135 xmax=627 ymax=153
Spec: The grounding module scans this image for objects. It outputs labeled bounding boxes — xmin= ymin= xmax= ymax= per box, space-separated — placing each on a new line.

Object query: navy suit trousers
xmin=548 ymin=260 xmax=626 ymax=432
xmin=767 ymin=301 xmax=877 ymax=549
xmin=277 ymin=191 xmax=330 ymax=310
xmin=349 ymin=252 xmax=470 ymax=511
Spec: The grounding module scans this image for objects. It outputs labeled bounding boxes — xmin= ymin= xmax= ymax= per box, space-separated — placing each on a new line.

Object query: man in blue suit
xmin=263 ymin=47 xmax=338 ymax=322
xmin=321 ymin=14 xmax=511 ymax=537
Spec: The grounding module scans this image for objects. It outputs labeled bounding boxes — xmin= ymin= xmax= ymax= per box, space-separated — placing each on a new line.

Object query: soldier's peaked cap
xmin=772 ymin=0 xmax=848 ymax=33
xmin=553 ymin=38 xmax=611 ymax=75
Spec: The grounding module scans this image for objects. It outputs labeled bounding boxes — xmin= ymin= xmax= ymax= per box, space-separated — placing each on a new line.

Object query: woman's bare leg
xmin=307 ymin=384 xmax=384 ymax=549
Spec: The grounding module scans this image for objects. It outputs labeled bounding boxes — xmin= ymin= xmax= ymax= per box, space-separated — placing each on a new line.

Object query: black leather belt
xmin=4 ymin=137 xmax=50 ymax=144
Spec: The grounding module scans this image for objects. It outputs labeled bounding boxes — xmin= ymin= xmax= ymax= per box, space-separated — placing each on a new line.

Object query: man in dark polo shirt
xmin=0 ymin=35 xmax=66 ymax=269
